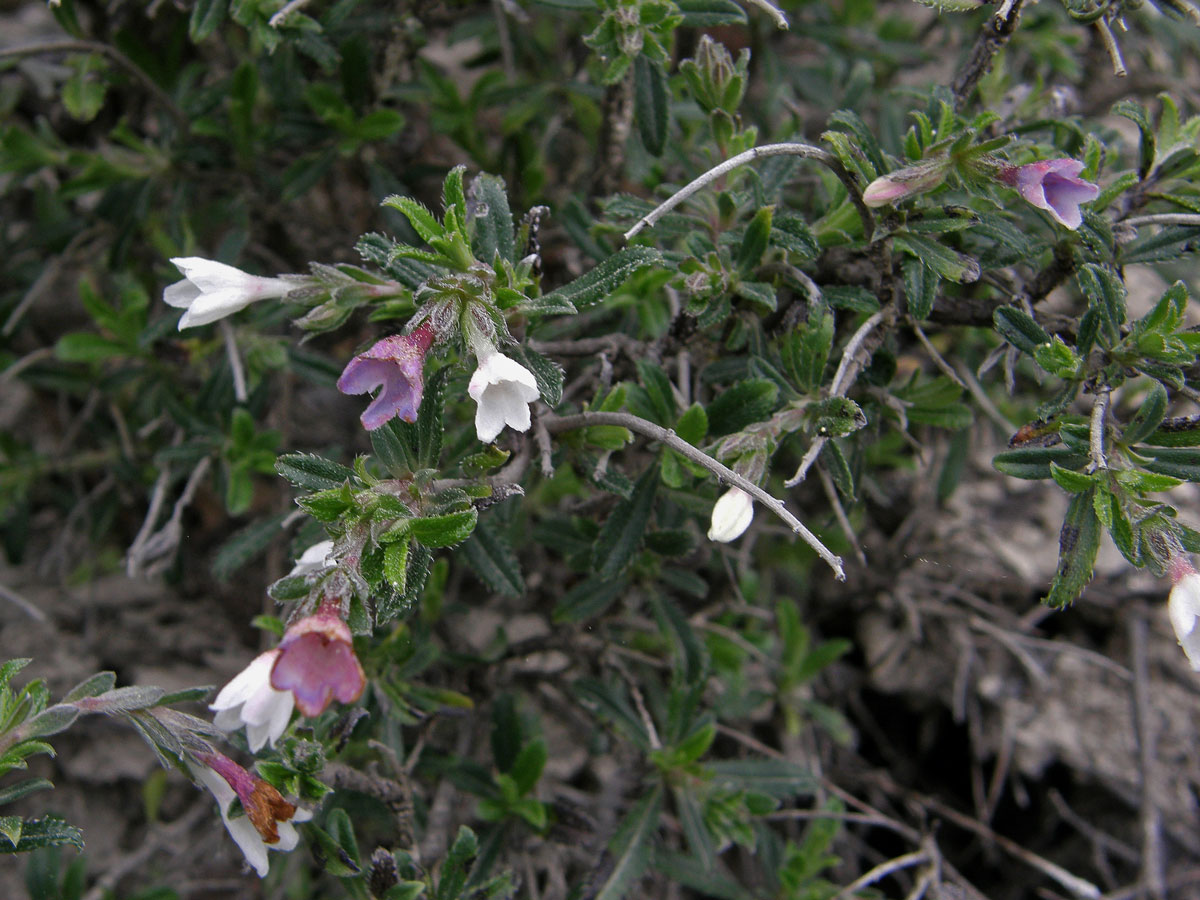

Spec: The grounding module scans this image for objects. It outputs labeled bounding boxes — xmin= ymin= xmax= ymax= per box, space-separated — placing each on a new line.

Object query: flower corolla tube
xmin=270 ymin=603 xmax=366 ymax=717
xmin=337 ymin=325 xmax=436 ymax=430
xmin=468 ymin=351 xmax=540 ymax=443
xmin=163 ymin=257 xmax=294 ymax=330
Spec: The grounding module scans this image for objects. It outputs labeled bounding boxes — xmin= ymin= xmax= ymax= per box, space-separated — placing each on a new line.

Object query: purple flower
xmin=270 ymin=602 xmax=366 ymax=717
xmin=337 ymin=323 xmax=436 ymax=430
xmin=1000 ymin=159 xmax=1099 ymax=230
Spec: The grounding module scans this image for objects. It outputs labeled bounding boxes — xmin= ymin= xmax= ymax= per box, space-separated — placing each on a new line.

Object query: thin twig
xmin=268 ymin=0 xmax=315 ymax=26
xmin=0 ymin=41 xmax=188 ymax=131
xmin=1087 ymin=383 xmax=1111 ymax=473
xmin=0 ymin=584 xmax=48 ymax=622
xmin=786 ymin=306 xmax=895 ymax=487
xmin=817 ymin=464 xmax=866 ymax=566
xmin=740 ymin=0 xmax=790 ymax=29
xmin=623 ymin=143 xmax=872 ymax=242
xmin=220 ymin=320 xmax=248 ymax=404
xmin=827 ymin=849 xmax=931 ymax=900
xmin=543 ymin=411 xmax=845 ymax=579
xmin=911 ymin=321 xmax=967 ymax=391
xmin=1095 ymin=19 xmax=1127 ymax=77
xmin=1129 ymin=610 xmax=1165 ymax=899
xmin=1123 ymin=213 xmax=1200 ymax=228
xmin=951 ymin=0 xmax=1026 ymax=111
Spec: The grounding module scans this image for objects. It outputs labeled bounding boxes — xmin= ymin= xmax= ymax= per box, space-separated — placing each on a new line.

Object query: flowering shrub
xmin=5 ymin=0 xmax=1200 ymax=896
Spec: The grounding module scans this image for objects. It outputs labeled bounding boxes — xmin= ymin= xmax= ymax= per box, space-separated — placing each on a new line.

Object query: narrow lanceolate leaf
xmin=893 ymin=233 xmax=980 ymax=283
xmin=1123 ymin=381 xmax=1168 ymax=446
xmin=0 ymin=816 xmax=83 ymax=853
xmin=508 ymin=345 xmax=565 ymax=407
xmin=469 ymin=173 xmax=516 ymax=264
xmin=22 ymin=705 xmax=80 ymax=739
xmin=707 ymin=759 xmax=816 ymax=797
xmin=592 ymin=466 xmax=659 ymax=580
xmin=62 ymin=671 xmax=117 ymax=703
xmin=1044 ymin=487 xmax=1102 ymax=609
xmin=902 ymin=257 xmax=939 ymax=320
xmin=189 ymin=0 xmax=227 ymax=41
xmin=275 ymin=453 xmax=355 ymax=491
xmin=410 ymin=508 xmax=478 ymax=548
xmin=993 ymin=306 xmax=1052 ymax=356
xmin=382 ymin=195 xmax=446 ymax=244
xmin=633 ymin=55 xmax=669 ymax=156
xmin=540 ymin=247 xmax=664 ymax=310
xmin=594 ymin=786 xmax=663 ymax=900
xmin=992 ymin=446 xmax=1087 ymax=480
xmin=461 ymin=518 xmax=524 ymax=598
xmin=1076 ymin=263 xmax=1126 ymax=339
xmin=384 ymin=540 xmax=409 ymax=593
xmin=0 ymin=778 xmax=53 ymax=806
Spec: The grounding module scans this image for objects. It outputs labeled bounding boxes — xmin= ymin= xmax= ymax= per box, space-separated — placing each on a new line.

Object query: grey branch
xmin=622 ymin=143 xmax=872 ymax=242
xmin=543 ymin=410 xmax=845 ymax=580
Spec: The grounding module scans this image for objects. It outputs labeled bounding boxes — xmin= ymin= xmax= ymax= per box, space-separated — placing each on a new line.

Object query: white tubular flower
xmin=468 ymin=351 xmax=540 ymax=443
xmin=288 ymin=540 xmax=335 ymax=577
xmin=192 ymin=752 xmax=312 ymax=878
xmin=163 ymin=257 xmax=294 ymax=330
xmin=210 ymin=651 xmax=294 ymax=752
xmin=1169 ymin=572 xmax=1200 ymax=670
xmin=707 ymin=487 xmax=755 ymax=543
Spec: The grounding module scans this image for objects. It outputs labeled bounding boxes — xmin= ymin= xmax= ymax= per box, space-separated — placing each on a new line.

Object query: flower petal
xmin=211 ymin=652 xmax=278 ymax=712
xmin=163 ymin=280 xmax=201 ymax=309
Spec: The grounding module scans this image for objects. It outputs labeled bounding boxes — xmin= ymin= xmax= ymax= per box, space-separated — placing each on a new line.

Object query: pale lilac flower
xmin=163 ymin=257 xmax=294 ymax=329
xmin=192 ymin=751 xmax=312 ymax=877
xmin=288 ymin=540 xmax=336 ymax=577
xmin=1168 ymin=557 xmax=1200 ymax=670
xmin=270 ymin=603 xmax=365 ymax=717
xmin=210 ymin=651 xmax=294 ymax=752
xmin=999 ymin=159 xmax=1099 ymax=230
xmin=468 ymin=351 xmax=540 ymax=443
xmin=707 ymin=487 xmax=755 ymax=543
xmin=337 ymin=324 xmax=436 ymax=430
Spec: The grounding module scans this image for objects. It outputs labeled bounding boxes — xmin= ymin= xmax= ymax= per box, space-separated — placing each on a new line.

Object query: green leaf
xmin=508 ymin=345 xmax=565 ymax=407
xmin=510 ymin=739 xmax=547 ymax=795
xmin=1112 ymin=99 xmax=1156 ymax=179
xmin=736 ymin=206 xmax=774 ymax=275
xmin=553 ymin=575 xmax=627 ymax=623
xmin=212 ymin=512 xmax=291 ymax=580
xmin=1049 ymin=462 xmax=1094 ymax=493
xmin=676 ymin=0 xmax=747 ymax=25
xmin=707 ymin=379 xmax=778 ymax=435
xmin=993 ymin=306 xmax=1052 ymax=356
xmin=383 ymin=195 xmax=446 ymax=244
xmin=1123 ymin=382 xmax=1169 ymax=445
xmin=297 ymin=484 xmax=355 ymax=522
xmin=55 ymin=333 xmax=127 ymax=363
xmin=23 ymin=706 xmax=80 ymax=739
xmin=469 ymin=173 xmax=516 ymax=264
xmin=707 ymin=759 xmax=815 ymax=797
xmin=1076 ymin=263 xmax=1126 ymax=339
xmin=0 ymin=816 xmax=82 ymax=853
xmin=461 ymin=518 xmax=524 ymax=598
xmin=384 ymin=539 xmax=410 ymax=593
xmin=1139 ymin=447 xmax=1200 ymax=481
xmin=189 ymin=0 xmax=228 ymax=41
xmin=592 ymin=466 xmax=659 ymax=580
xmin=992 ymin=446 xmax=1087 ymax=480
xmin=1043 ymin=487 xmax=1102 ymax=608
xmin=62 ymin=55 xmax=107 ymax=122
xmin=410 ymin=508 xmax=478 ymax=548
xmin=893 ymin=233 xmax=980 ymax=283
xmin=436 ymin=825 xmax=478 ymax=900
xmin=62 ymin=672 xmax=116 ymax=703
xmin=540 ymin=248 xmax=663 ymax=310
xmin=633 ymin=56 xmax=669 ymax=156
xmin=902 ymin=257 xmax=939 ymax=320
xmin=0 ymin=778 xmax=53 ymax=806
xmin=275 ymin=453 xmax=355 ymax=491
xmin=372 ymin=418 xmax=418 ymax=476
xmin=594 ymin=786 xmax=662 ymax=900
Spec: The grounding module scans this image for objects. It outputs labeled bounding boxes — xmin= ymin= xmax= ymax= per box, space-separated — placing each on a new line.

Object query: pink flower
xmin=337 ymin=324 xmax=436 ymax=430
xmin=270 ymin=603 xmax=366 ymax=717
xmin=861 ymin=160 xmax=950 ymax=208
xmin=1168 ymin=556 xmax=1200 ymax=671
xmin=192 ymin=751 xmax=312 ymax=877
xmin=999 ymin=159 xmax=1099 ymax=230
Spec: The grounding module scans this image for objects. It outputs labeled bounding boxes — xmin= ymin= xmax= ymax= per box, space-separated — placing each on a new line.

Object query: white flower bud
xmin=707 ymin=487 xmax=754 ymax=543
